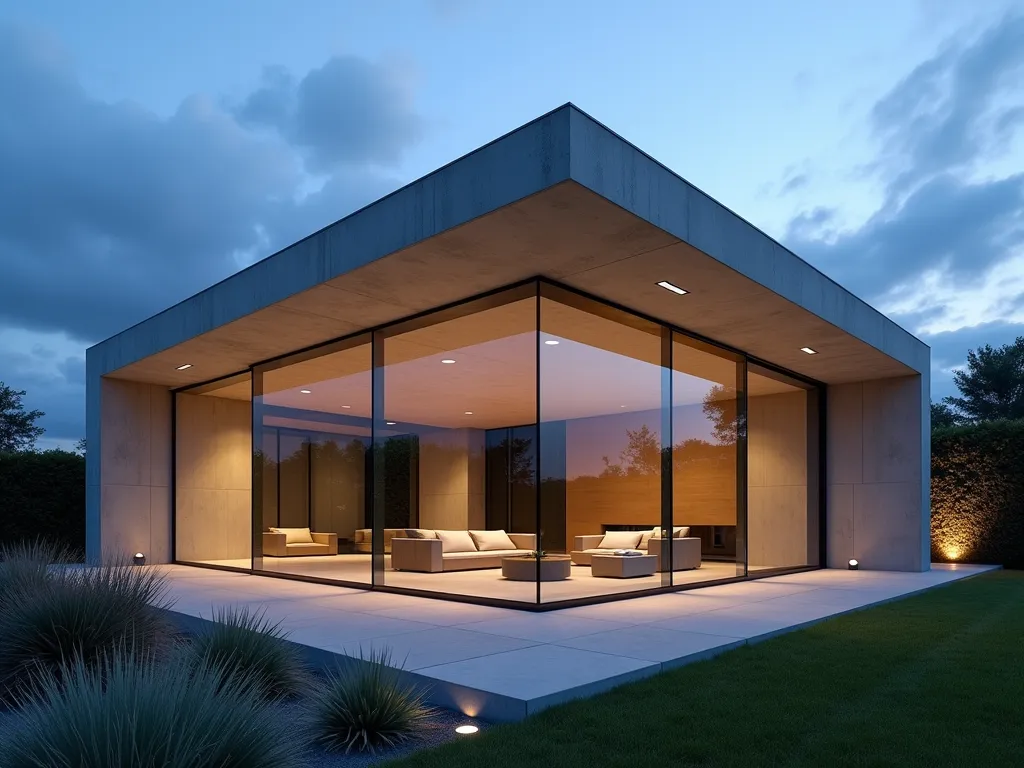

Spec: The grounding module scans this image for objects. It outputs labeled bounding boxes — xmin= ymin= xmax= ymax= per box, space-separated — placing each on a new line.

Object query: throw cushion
xmin=469 ymin=529 xmax=516 ymax=551
xmin=435 ymin=530 xmax=478 ymax=553
xmin=652 ymin=526 xmax=690 ymax=538
xmin=269 ymin=527 xmax=314 ymax=545
xmin=405 ymin=529 xmax=436 ymax=539
xmin=598 ymin=531 xmax=643 ymax=550
xmin=638 ymin=529 xmax=655 ymax=550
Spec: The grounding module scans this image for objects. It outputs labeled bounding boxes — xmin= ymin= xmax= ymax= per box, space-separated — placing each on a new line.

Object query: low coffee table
xmin=501 ymin=555 xmax=571 ymax=581
xmin=591 ymin=553 xmax=658 ymax=578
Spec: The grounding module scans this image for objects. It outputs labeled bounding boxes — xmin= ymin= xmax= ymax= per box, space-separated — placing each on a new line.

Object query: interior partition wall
xmin=173 ymin=278 xmax=824 ymax=608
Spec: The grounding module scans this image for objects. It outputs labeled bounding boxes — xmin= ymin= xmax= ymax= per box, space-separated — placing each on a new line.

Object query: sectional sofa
xmin=570 ymin=527 xmax=701 ymax=571
xmin=390 ymin=529 xmax=537 ymax=573
xmin=263 ymin=527 xmax=339 ymax=557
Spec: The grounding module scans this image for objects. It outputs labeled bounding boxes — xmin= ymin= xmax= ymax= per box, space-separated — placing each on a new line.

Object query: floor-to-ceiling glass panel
xmin=746 ymin=364 xmax=819 ymax=571
xmin=539 ymin=286 xmax=668 ymax=603
xmin=175 ymin=373 xmax=252 ymax=570
xmin=375 ymin=286 xmax=538 ymax=603
xmin=253 ymin=337 xmax=372 ymax=584
xmin=672 ymin=335 xmax=745 ymax=582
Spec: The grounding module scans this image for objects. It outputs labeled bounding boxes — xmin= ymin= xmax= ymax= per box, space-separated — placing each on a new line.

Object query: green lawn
xmin=390 ymin=571 xmax=1024 ymax=768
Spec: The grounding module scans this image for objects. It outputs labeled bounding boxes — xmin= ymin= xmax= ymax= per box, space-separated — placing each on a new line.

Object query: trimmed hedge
xmin=932 ymin=419 xmax=1024 ymax=569
xmin=0 ymin=450 xmax=85 ymax=556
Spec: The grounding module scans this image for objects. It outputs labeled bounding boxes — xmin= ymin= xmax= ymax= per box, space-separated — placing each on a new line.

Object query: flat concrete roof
xmin=87 ymin=104 xmax=928 ymax=387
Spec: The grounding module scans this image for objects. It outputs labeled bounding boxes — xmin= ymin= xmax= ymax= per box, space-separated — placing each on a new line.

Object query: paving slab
xmin=157 ymin=563 xmax=998 ymax=721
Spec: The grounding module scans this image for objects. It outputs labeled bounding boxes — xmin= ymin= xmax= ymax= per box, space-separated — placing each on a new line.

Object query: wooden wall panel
xmin=418 ymin=428 xmax=486 ymax=531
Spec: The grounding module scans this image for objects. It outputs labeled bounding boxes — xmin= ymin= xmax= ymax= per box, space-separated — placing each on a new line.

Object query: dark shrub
xmin=0 ymin=539 xmax=71 ymax=605
xmin=932 ymin=419 xmax=1024 ymax=568
xmin=0 ymin=450 xmax=84 ymax=555
xmin=0 ymin=557 xmax=173 ymax=701
xmin=183 ymin=605 xmax=308 ymax=700
xmin=309 ymin=648 xmax=433 ymax=754
xmin=1 ymin=650 xmax=304 ymax=768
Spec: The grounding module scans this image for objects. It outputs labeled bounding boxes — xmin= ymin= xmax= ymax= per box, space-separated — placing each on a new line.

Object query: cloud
xmin=0 ymin=23 xmax=424 ymax=444
xmin=235 ymin=57 xmax=423 ymax=173
xmin=0 ymin=24 xmax=421 ymax=347
xmin=782 ymin=11 xmax=1024 ymax=391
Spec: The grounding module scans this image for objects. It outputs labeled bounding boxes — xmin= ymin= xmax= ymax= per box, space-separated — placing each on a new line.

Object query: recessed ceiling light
xmin=386 ymin=421 xmax=396 ymax=426
xmin=657 ymin=281 xmax=688 ymax=295
xmin=620 ymin=405 xmax=626 ymax=408
xmin=299 ymin=389 xmax=312 ymax=394
xmin=800 ymin=347 xmax=818 ymax=355
xmin=341 ymin=405 xmax=351 ymax=409
xmin=441 ymin=359 xmax=456 ymax=364
xmin=175 ymin=364 xmax=193 ymax=371
xmin=464 ymin=411 xmax=474 ymax=415
xmin=544 ymin=340 xmax=560 ymax=346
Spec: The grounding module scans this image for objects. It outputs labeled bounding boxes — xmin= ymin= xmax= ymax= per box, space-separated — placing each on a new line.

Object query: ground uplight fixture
xmin=441 ymin=358 xmax=456 ymax=364
xmin=455 ymin=725 xmax=479 ymax=735
xmin=300 ymin=389 xmax=312 ymax=394
xmin=848 ymin=559 xmax=859 ymax=570
xmin=133 ymin=552 xmax=146 ymax=566
xmin=176 ymin=364 xmax=193 ymax=371
xmin=800 ymin=347 xmax=818 ymax=355
xmin=544 ymin=339 xmax=560 ymax=346
xmin=657 ymin=280 xmax=688 ymax=295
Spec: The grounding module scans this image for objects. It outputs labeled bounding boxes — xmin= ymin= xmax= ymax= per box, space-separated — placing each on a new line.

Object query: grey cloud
xmin=0 ymin=347 xmax=84 ymax=442
xmin=0 ymin=24 xmax=421 ymax=346
xmin=871 ymin=12 xmax=1024 ymax=192
xmin=235 ymin=57 xmax=423 ymax=173
xmin=779 ymin=172 xmax=809 ymax=195
xmin=790 ymin=172 xmax=1024 ymax=301
xmin=785 ymin=12 xmax=1024 ymax=309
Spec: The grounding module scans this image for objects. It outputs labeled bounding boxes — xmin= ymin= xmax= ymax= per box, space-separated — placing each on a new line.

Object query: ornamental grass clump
xmin=183 ymin=605 xmax=309 ymax=700
xmin=0 ymin=555 xmax=173 ymax=702
xmin=0 ymin=539 xmax=71 ymax=605
xmin=309 ymin=647 xmax=433 ymax=754
xmin=0 ymin=650 xmax=303 ymax=768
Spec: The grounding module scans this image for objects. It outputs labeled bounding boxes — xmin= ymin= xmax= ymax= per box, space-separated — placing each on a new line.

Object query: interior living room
xmin=172 ymin=281 xmax=820 ymax=607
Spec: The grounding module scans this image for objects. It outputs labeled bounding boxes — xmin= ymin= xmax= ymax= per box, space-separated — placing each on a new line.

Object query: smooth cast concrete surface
xmin=158 ymin=563 xmax=993 ymax=722
xmin=827 ymin=375 xmax=929 ymax=571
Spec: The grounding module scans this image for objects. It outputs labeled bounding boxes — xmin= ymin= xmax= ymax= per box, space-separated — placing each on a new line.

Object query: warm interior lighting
xmin=175 ymin=364 xmax=193 ymax=370
xmin=341 ymin=405 xmax=351 ymax=409
xmin=441 ymin=358 xmax=456 ymax=364
xmin=464 ymin=411 xmax=473 ymax=415
xmin=455 ymin=725 xmax=479 ymax=735
xmin=299 ymin=389 xmax=312 ymax=394
xmin=800 ymin=347 xmax=818 ymax=355
xmin=657 ymin=280 xmax=688 ymax=295
xmin=386 ymin=421 xmax=396 ymax=426
xmin=848 ymin=558 xmax=859 ymax=570
xmin=544 ymin=339 xmax=560 ymax=345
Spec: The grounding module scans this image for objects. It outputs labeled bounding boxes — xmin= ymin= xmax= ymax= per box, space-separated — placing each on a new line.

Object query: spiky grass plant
xmin=0 ymin=555 xmax=173 ymax=702
xmin=0 ymin=539 xmax=72 ymax=604
xmin=309 ymin=647 xmax=433 ymax=754
xmin=1 ymin=650 xmax=304 ymax=768
xmin=183 ymin=605 xmax=309 ymax=700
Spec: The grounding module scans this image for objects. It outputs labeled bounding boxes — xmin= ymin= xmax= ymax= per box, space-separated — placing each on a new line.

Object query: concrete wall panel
xmin=826 ymin=375 xmax=928 ymax=571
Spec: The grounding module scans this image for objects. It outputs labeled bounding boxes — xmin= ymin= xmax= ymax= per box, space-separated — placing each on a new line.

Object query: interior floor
xmin=191 ymin=555 xmax=755 ymax=603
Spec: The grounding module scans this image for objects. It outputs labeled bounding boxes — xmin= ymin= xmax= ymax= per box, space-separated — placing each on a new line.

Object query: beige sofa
xmin=391 ymin=529 xmax=537 ymax=573
xmin=263 ymin=527 xmax=338 ymax=557
xmin=570 ymin=527 xmax=701 ymax=572
xmin=353 ymin=528 xmax=415 ymax=554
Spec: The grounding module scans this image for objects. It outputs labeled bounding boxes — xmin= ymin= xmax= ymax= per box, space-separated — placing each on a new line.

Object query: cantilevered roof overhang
xmin=87 ymin=104 xmax=928 ymax=388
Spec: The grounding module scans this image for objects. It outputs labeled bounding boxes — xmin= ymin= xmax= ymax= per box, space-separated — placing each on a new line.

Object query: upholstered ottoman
xmin=590 ymin=553 xmax=658 ymax=578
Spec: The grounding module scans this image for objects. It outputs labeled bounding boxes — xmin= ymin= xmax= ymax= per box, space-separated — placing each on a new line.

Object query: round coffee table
xmin=501 ymin=555 xmax=571 ymax=581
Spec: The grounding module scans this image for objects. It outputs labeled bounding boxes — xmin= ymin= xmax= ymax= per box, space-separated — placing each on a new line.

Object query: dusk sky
xmin=2 ymin=0 xmax=1023 ymax=448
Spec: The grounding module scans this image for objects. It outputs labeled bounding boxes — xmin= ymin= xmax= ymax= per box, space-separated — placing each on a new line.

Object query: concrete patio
xmin=158 ymin=563 xmax=996 ymax=721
